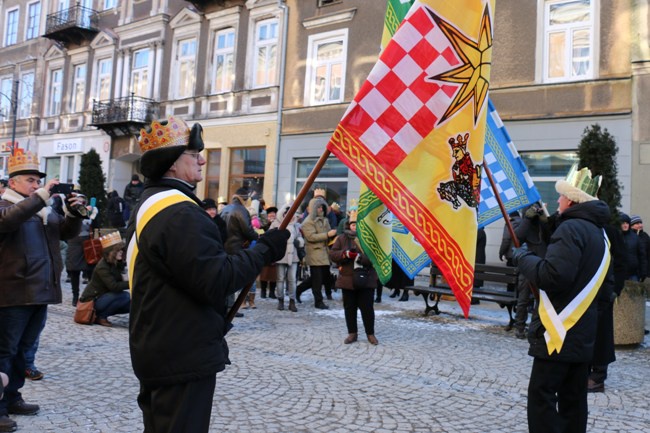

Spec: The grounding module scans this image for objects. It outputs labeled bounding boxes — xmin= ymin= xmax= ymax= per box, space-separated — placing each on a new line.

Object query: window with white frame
xmin=48 ymin=68 xmax=63 ymax=116
xmin=176 ymin=38 xmax=197 ymax=98
xmin=520 ymin=150 xmax=578 ymax=214
xmin=0 ymin=78 xmax=13 ymax=120
xmin=543 ymin=0 xmax=594 ymax=82
xmin=72 ymin=64 xmax=87 ymax=112
xmin=213 ymin=28 xmax=236 ymax=93
xmin=253 ymin=19 xmax=278 ymax=88
xmin=131 ymin=49 xmax=150 ymax=98
xmin=103 ymin=0 xmax=117 ymax=10
xmin=26 ymin=1 xmax=41 ymax=40
xmin=96 ymin=58 xmax=112 ymax=100
xmin=295 ymin=157 xmax=349 ymax=214
xmin=19 ymin=72 xmax=34 ymax=119
xmin=306 ymin=30 xmax=347 ymax=105
xmin=4 ymin=8 xmax=19 ymax=46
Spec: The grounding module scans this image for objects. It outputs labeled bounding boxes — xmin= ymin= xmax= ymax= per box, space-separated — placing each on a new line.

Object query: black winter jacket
xmin=517 ymin=200 xmax=611 ymax=362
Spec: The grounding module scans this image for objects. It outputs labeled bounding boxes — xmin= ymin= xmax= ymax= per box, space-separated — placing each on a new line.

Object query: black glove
xmin=511 ymin=244 xmax=531 ymax=266
xmin=257 ymin=228 xmax=290 ymax=264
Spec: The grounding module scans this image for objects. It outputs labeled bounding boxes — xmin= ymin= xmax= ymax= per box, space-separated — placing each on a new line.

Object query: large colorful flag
xmin=328 ymin=0 xmax=495 ymax=316
xmin=478 ymin=99 xmax=542 ymax=227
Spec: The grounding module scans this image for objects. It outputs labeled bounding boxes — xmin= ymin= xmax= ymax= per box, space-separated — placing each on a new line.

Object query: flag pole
xmin=482 ymin=159 xmax=539 ymax=300
xmin=226 ymin=149 xmax=332 ymax=323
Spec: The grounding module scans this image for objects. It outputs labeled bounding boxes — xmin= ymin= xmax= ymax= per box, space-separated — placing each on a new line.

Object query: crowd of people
xmin=1 ymin=115 xmax=648 ymax=432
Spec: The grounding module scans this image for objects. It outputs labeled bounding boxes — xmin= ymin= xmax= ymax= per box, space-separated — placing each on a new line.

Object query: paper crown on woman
xmin=138 ymin=116 xmax=204 ymax=180
xmin=100 ymin=231 xmax=124 ymax=251
xmin=8 ymin=147 xmax=46 ymax=178
xmin=555 ymin=164 xmax=601 ymax=203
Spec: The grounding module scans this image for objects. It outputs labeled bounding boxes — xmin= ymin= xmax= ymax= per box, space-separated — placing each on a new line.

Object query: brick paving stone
xmin=7 ymin=282 xmax=649 ymax=432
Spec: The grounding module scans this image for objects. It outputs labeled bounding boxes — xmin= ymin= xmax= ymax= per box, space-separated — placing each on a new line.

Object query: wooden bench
xmin=406 ymin=264 xmax=520 ymax=325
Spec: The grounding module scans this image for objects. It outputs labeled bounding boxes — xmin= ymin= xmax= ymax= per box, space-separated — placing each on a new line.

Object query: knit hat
xmin=555 ymin=164 xmax=601 ymax=204
xmin=630 ymin=215 xmax=642 ymax=226
xmin=620 ymin=213 xmax=631 ymax=224
xmin=138 ymin=116 xmax=204 ymax=179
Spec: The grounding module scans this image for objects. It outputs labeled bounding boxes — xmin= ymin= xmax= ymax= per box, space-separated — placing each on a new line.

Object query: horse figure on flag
xmin=438 ymin=133 xmax=482 ymax=209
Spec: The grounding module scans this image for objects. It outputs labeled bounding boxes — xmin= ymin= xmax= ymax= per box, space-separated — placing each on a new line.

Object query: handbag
xmin=74 ymin=299 xmax=96 ymax=325
xmin=352 ymin=267 xmax=371 ymax=289
xmin=83 ymin=235 xmax=103 ymax=265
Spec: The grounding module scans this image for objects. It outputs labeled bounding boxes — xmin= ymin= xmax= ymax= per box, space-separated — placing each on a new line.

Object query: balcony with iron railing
xmin=43 ymin=4 xmax=99 ymax=46
xmin=90 ymin=94 xmax=159 ymax=137
xmin=184 ymin=0 xmax=230 ymax=11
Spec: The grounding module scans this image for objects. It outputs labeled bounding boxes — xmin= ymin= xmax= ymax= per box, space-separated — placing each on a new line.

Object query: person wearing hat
xmin=126 ymin=116 xmax=289 ymax=432
xmin=620 ymin=213 xmax=647 ymax=282
xmin=0 ymin=148 xmax=86 ymax=432
xmin=629 ymin=215 xmax=650 ymax=280
xmin=78 ymin=232 xmax=130 ymax=327
xmin=123 ymin=173 xmax=144 ymax=213
xmin=512 ymin=165 xmax=613 ymax=433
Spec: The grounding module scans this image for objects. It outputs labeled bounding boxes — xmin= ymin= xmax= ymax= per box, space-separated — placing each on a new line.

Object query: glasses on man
xmin=183 ymin=152 xmax=203 ymax=161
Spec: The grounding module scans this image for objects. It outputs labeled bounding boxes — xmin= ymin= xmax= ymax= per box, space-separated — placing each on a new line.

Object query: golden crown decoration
xmin=313 ymin=186 xmax=327 ymax=198
xmin=448 ymin=133 xmax=469 ymax=150
xmin=348 ymin=209 xmax=358 ymax=222
xmin=99 ymin=231 xmax=124 ymax=250
xmin=564 ymin=164 xmax=602 ymax=197
xmin=138 ymin=116 xmax=190 ymax=152
xmin=348 ymin=198 xmax=358 ymax=210
xmin=8 ymin=146 xmax=41 ymax=175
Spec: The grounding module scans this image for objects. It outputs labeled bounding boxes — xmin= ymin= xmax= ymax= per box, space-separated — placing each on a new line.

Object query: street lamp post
xmin=0 ymin=80 xmax=19 ymax=175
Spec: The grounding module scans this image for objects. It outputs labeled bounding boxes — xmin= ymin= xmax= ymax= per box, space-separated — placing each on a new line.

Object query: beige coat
xmin=301 ymin=196 xmax=331 ymax=267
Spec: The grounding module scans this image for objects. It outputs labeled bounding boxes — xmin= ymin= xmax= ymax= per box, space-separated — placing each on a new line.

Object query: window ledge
xmin=302 ymin=8 xmax=356 ymax=30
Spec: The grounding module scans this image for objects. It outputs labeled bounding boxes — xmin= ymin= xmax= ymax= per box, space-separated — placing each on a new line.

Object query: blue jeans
xmin=95 ymin=292 xmax=130 ymax=319
xmin=24 ymin=310 xmax=47 ymax=370
xmin=0 ymin=305 xmax=47 ymax=414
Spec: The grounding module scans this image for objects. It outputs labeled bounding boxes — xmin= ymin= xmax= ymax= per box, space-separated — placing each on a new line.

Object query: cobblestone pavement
xmin=11 ymin=282 xmax=650 ymax=433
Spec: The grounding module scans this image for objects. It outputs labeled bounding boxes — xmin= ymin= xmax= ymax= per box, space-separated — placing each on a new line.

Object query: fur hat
xmin=8 ymin=147 xmax=46 ymax=178
xmin=555 ymin=164 xmax=601 ymax=204
xmin=138 ymin=116 xmax=204 ymax=180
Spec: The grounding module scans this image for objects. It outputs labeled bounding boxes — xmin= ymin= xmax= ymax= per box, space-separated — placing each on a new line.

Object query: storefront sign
xmin=54 ymin=139 xmax=82 ymax=154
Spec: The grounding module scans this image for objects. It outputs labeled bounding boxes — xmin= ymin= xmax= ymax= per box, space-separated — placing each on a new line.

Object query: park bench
xmin=406 ymin=264 xmax=520 ymax=326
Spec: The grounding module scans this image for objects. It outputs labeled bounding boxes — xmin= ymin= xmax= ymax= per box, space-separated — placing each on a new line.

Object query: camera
xmin=50 ymin=183 xmax=74 ymax=195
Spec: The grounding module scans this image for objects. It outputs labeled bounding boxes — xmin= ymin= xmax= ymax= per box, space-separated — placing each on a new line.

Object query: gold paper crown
xmin=348 ymin=209 xmax=358 ymax=223
xmin=564 ymin=164 xmax=601 ymax=197
xmin=313 ymin=186 xmax=327 ymax=197
xmin=448 ymin=133 xmax=469 ymax=150
xmin=348 ymin=198 xmax=358 ymax=211
xmin=138 ymin=116 xmax=190 ymax=152
xmin=8 ymin=148 xmax=41 ymax=176
xmin=99 ymin=231 xmax=124 ymax=250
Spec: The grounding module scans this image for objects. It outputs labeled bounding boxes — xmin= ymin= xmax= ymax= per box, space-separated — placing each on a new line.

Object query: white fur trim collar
xmin=1 ymin=188 xmax=51 ymax=225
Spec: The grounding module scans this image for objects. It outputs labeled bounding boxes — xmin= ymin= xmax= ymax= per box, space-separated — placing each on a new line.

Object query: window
xmin=205 ymin=149 xmax=222 ymax=201
xmin=65 ymin=155 xmax=75 ymax=183
xmin=72 ymin=64 xmax=87 ymax=112
xmin=543 ymin=0 xmax=594 ymax=82
xmin=318 ymin=0 xmax=342 ymax=6
xmin=0 ymin=78 xmax=13 ymax=120
xmin=253 ymin=19 xmax=278 ymax=88
xmin=96 ymin=58 xmax=112 ymax=100
xmin=213 ymin=29 xmax=236 ymax=93
xmin=131 ymin=49 xmax=150 ymax=97
xmin=48 ymin=69 xmax=63 ymax=116
xmin=26 ymin=2 xmax=41 ymax=40
xmin=295 ymin=158 xmax=349 ymax=213
xmin=19 ymin=72 xmax=34 ymax=119
xmin=45 ymin=157 xmax=61 ymax=182
xmin=229 ymin=147 xmax=266 ymax=197
xmin=176 ymin=38 xmax=197 ymax=98
xmin=306 ymin=31 xmax=347 ymax=105
xmin=103 ymin=0 xmax=117 ymax=10
xmin=520 ymin=151 xmax=578 ymax=214
xmin=4 ymin=9 xmax=19 ymax=46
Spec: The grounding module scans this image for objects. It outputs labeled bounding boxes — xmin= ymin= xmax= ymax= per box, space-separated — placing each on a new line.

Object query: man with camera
xmin=0 ymin=149 xmax=86 ymax=432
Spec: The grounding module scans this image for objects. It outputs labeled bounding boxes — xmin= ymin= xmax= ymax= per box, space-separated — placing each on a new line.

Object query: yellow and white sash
xmin=126 ymin=190 xmax=195 ymax=289
xmin=538 ymin=229 xmax=611 ymax=355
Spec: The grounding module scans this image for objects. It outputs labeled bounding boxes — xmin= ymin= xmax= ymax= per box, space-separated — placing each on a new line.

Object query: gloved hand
xmin=499 ymin=254 xmax=505 ymax=262
xmin=511 ymin=243 xmax=531 ymax=266
xmin=257 ymin=229 xmax=290 ymax=264
xmin=344 ymin=250 xmax=358 ymax=260
xmin=525 ymin=206 xmax=540 ymax=219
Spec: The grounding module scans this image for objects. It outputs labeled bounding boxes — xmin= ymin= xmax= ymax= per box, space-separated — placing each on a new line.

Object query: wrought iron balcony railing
xmin=90 ymin=94 xmax=159 ymax=137
xmin=44 ymin=4 xmax=99 ymax=44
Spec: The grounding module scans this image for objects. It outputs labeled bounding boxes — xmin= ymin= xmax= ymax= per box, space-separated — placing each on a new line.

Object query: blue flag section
xmin=477 ymin=99 xmax=541 ymax=228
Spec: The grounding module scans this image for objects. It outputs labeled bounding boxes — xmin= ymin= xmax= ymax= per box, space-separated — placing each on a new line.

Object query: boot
xmin=389 ymin=289 xmax=400 ymax=298
xmin=241 ymin=296 xmax=250 ymax=309
xmin=344 ymin=333 xmax=358 ymax=344
xmin=72 ymin=287 xmax=79 ymax=307
xmin=260 ymin=287 xmax=267 ymax=299
xmin=277 ymin=299 xmax=284 ymax=311
xmin=367 ymin=334 xmax=379 ymax=345
xmin=268 ymin=283 xmax=277 ymax=299
xmin=289 ymin=299 xmax=297 ymax=312
xmin=399 ymin=290 xmax=409 ymax=302
xmin=248 ymin=293 xmax=256 ymax=309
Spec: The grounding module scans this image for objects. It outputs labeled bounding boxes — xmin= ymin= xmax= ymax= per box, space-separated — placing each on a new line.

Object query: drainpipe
xmin=272 ymin=0 xmax=288 ymax=206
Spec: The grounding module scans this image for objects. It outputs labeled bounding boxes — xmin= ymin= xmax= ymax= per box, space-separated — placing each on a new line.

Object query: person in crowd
xmin=629 ymin=215 xmax=650 ymax=277
xmin=512 ymin=204 xmax=551 ymax=339
xmin=78 ymin=232 xmax=130 ymax=327
xmin=330 ymin=211 xmax=379 ymax=345
xmin=65 ymin=217 xmax=93 ymax=307
xmin=0 ymin=149 xmax=85 ymax=432
xmin=336 ymin=201 xmax=358 ymax=235
xmin=297 ymin=190 xmax=337 ymax=309
xmin=126 ymin=116 xmax=288 ymax=432
xmin=330 ymin=202 xmax=343 ymax=228
xmin=0 ymin=180 xmax=7 ymax=196
xmin=385 ymin=260 xmax=414 ymax=302
xmin=217 ymin=196 xmax=228 ymax=214
xmin=473 ymin=227 xmax=487 ymax=295
xmin=123 ymin=174 xmax=144 ymax=214
xmin=202 ymin=198 xmax=228 ymax=242
xmin=271 ymin=203 xmax=303 ymax=312
xmin=106 ymin=190 xmax=127 ymax=229
xmin=220 ymin=188 xmax=260 ymax=315
xmin=512 ymin=165 xmax=612 ymax=433
xmin=498 ymin=211 xmax=521 ymax=291
xmin=259 ymin=205 xmax=278 ymax=300
xmin=620 ymin=213 xmax=647 ymax=281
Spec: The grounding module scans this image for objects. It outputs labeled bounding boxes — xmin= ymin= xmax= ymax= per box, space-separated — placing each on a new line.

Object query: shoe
xmin=471 ymin=298 xmax=480 ymax=305
xmin=315 ymin=302 xmax=329 ymax=310
xmin=398 ymin=291 xmax=409 ymax=302
xmin=0 ymin=415 xmax=17 ymax=432
xmin=277 ymin=299 xmax=285 ymax=311
xmin=235 ymin=312 xmax=244 ymax=318
xmin=344 ymin=333 xmax=358 ymax=344
xmin=587 ymin=379 xmax=605 ymax=393
xmin=247 ymin=293 xmax=256 ymax=309
xmin=515 ymin=329 xmax=526 ymax=339
xmin=296 ymin=286 xmax=305 ymax=303
xmin=288 ymin=299 xmax=298 ymax=312
xmin=268 ymin=289 xmax=277 ymax=299
xmin=367 ymin=335 xmax=379 ymax=345
xmin=260 ymin=288 xmax=267 ymax=299
xmin=95 ymin=317 xmax=112 ymax=327
xmin=7 ymin=399 xmax=39 ymax=416
xmin=389 ymin=289 xmax=400 ymax=298
xmin=25 ymin=368 xmax=44 ymax=381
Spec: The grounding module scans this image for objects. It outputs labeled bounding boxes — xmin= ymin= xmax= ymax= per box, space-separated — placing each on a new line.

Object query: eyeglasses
xmin=183 ymin=152 xmax=203 ymax=161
